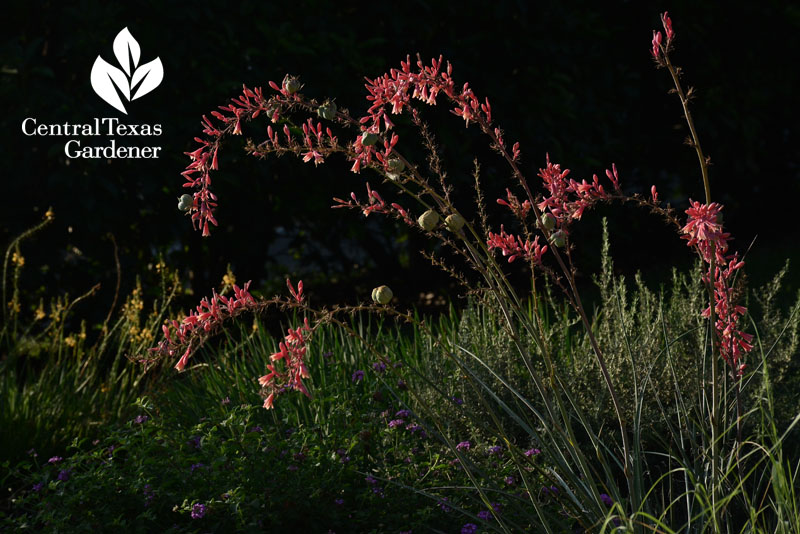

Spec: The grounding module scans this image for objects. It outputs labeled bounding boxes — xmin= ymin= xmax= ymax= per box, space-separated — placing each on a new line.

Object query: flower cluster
xmin=149 ymin=281 xmax=257 ymax=371
xmin=651 ymin=12 xmax=675 ymax=64
xmin=258 ymin=280 xmax=312 ymax=409
xmin=536 ymin=155 xmax=619 ymax=227
xmin=681 ymin=201 xmax=752 ymax=375
xmin=486 ymin=225 xmax=547 ymax=264
xmin=332 ymin=182 xmax=413 ymax=225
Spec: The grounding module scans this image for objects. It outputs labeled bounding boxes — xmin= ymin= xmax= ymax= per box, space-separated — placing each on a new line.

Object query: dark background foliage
xmin=3 ymin=0 xmax=799 ymax=319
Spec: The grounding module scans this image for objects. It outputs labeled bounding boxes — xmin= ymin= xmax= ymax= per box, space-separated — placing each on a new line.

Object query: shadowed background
xmin=3 ymin=0 xmax=799 ymax=321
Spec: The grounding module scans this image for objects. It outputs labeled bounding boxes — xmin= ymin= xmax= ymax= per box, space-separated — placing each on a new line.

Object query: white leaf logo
xmin=90 ymin=27 xmax=163 ymax=114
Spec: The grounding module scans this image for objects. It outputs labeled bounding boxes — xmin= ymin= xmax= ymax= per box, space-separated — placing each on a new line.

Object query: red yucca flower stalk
xmin=682 ymin=201 xmax=752 ymax=375
xmin=150 ymin=278 xmax=312 ymax=408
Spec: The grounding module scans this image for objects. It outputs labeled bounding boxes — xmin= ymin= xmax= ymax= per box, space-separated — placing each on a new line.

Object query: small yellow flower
xmin=64 ymin=336 xmax=76 ymax=347
xmin=45 ymin=209 xmax=55 ymax=220
xmin=11 ymin=252 xmax=25 ymax=267
xmin=35 ymin=307 xmax=46 ymax=321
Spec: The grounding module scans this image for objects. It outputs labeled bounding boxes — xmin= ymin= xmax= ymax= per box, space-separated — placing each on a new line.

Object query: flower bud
xmin=283 ymin=75 xmax=301 ymax=94
xmin=445 ymin=213 xmax=466 ymax=232
xmin=178 ymin=194 xmax=193 ymax=212
xmin=372 ymin=285 xmax=393 ymax=305
xmin=361 ymin=132 xmax=380 ymax=146
xmin=550 ymin=230 xmax=566 ymax=248
xmin=317 ymin=100 xmax=337 ymax=120
xmin=417 ymin=209 xmax=440 ymax=231
xmin=539 ymin=213 xmax=556 ymax=231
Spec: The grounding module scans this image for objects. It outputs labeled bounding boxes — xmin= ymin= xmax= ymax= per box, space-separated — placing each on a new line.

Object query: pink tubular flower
xmin=651 ymin=30 xmax=663 ymax=61
xmin=681 ymin=200 xmax=729 ymax=263
xmin=661 ymin=12 xmax=675 ymax=42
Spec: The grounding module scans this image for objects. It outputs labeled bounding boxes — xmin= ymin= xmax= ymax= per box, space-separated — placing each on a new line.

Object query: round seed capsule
xmin=539 ymin=213 xmax=556 ymax=231
xmin=177 ymin=194 xmax=193 ymax=212
xmin=361 ymin=132 xmax=380 ymax=146
xmin=317 ymin=100 xmax=337 ymax=120
xmin=283 ymin=75 xmax=301 ymax=94
xmin=550 ymin=230 xmax=566 ymax=248
xmin=445 ymin=213 xmax=466 ymax=232
xmin=417 ymin=209 xmax=440 ymax=231
xmin=372 ymin=285 xmax=393 ymax=305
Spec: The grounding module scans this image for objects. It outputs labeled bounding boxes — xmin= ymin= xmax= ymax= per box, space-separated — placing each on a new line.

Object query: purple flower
xmin=439 ymin=497 xmax=451 ymax=512
xmin=406 ymin=423 xmax=421 ymax=433
xmin=365 ymin=475 xmax=377 ymax=485
xmin=48 ymin=456 xmax=62 ymax=464
xmin=491 ymin=502 xmax=502 ymax=512
xmin=504 ymin=476 xmax=515 ymax=485
xmin=542 ymin=485 xmax=560 ymax=497
xmin=27 ymin=448 xmax=37 ymax=457
xmin=395 ymin=409 xmax=411 ymax=418
xmin=451 ymin=396 xmax=463 ymax=405
xmin=600 ymin=493 xmax=613 ymax=507
xmin=190 ymin=463 xmax=205 ymax=472
xmin=397 ymin=379 xmax=407 ymax=390
xmin=221 ymin=396 xmax=231 ymax=405
xmin=524 ymin=448 xmax=541 ymax=457
xmin=388 ymin=419 xmax=404 ymax=429
xmin=488 ymin=445 xmax=503 ymax=456
xmin=32 ymin=482 xmax=44 ymax=492
xmin=334 ymin=498 xmax=344 ymax=505
xmin=372 ymin=361 xmax=386 ymax=373
xmin=190 ymin=503 xmax=207 ymax=519
xmin=352 ymin=370 xmax=365 ymax=383
xmin=57 ymin=469 xmax=71 ymax=482
xmin=133 ymin=415 xmax=149 ymax=424
xmin=478 ymin=510 xmax=491 ymax=520
xmin=248 ymin=426 xmax=262 ymax=433
xmin=187 ymin=436 xmax=201 ymax=449
xmin=461 ymin=523 xmax=478 ymax=534
xmin=456 ymin=441 xmax=471 ymax=451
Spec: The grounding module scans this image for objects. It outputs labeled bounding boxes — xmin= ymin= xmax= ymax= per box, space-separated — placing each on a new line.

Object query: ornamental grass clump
xmin=149 ymin=12 xmax=799 ymax=532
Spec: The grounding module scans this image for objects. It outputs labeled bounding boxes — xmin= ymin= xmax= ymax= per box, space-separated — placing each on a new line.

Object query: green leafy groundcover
xmin=3 ymin=390 xmax=529 ymax=533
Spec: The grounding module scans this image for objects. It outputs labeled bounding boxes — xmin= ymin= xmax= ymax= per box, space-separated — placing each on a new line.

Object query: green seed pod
xmin=417 ymin=209 xmax=440 ymax=231
xmin=317 ymin=100 xmax=337 ymax=120
xmin=550 ymin=230 xmax=566 ymax=248
xmin=177 ymin=194 xmax=193 ymax=212
xmin=283 ymin=75 xmax=301 ymax=94
xmin=445 ymin=213 xmax=466 ymax=232
xmin=539 ymin=213 xmax=556 ymax=231
xmin=386 ymin=158 xmax=405 ymax=173
xmin=372 ymin=285 xmax=393 ymax=305
xmin=361 ymin=132 xmax=380 ymax=146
